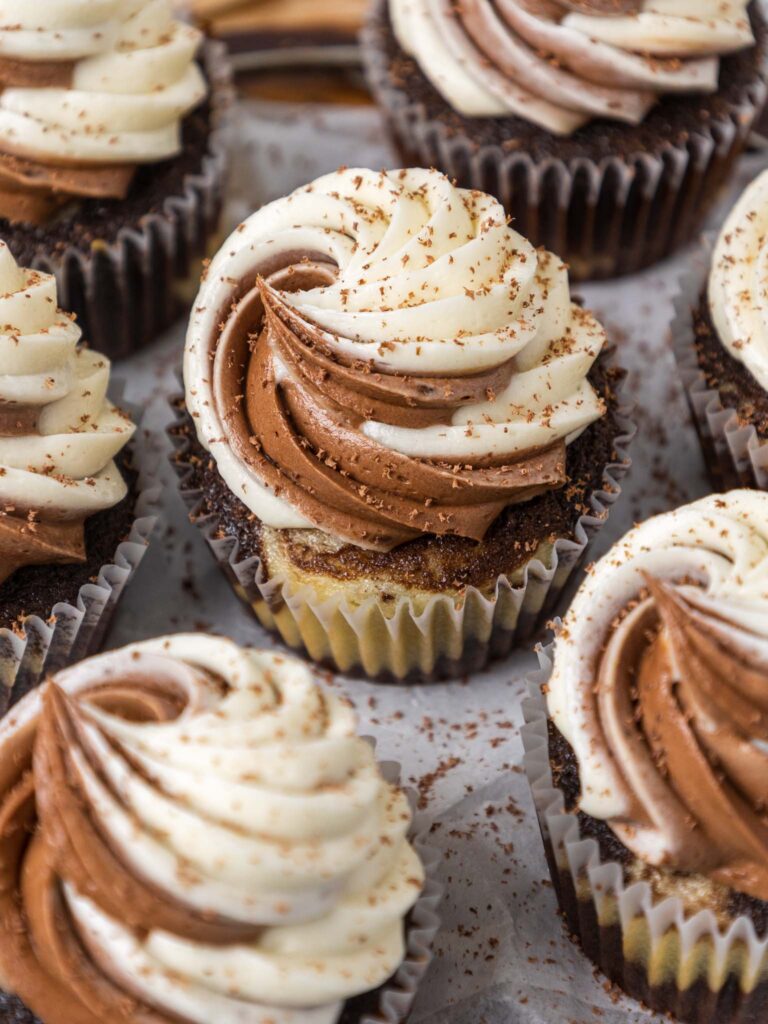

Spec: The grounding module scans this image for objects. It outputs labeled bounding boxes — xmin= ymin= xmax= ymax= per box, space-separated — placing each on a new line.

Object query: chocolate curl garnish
xmin=34 ymin=684 xmax=264 ymax=945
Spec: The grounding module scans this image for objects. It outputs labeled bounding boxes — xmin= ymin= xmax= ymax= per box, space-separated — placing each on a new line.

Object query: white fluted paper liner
xmin=671 ymin=233 xmax=768 ymax=491
xmin=27 ymin=40 xmax=233 ymax=360
xmin=354 ymin=754 xmax=442 ymax=1024
xmin=0 ymin=403 xmax=160 ymax=712
xmin=170 ymin=393 xmax=635 ymax=682
xmin=362 ymin=0 xmax=768 ymax=282
xmin=520 ymin=643 xmax=768 ymax=1024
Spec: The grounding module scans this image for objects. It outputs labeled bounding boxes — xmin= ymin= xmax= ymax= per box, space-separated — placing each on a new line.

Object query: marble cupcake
xmin=673 ymin=167 xmax=768 ymax=490
xmin=0 ymin=240 xmax=153 ymax=697
xmin=0 ymin=633 xmax=438 ymax=1024
xmin=175 ymin=167 xmax=633 ymax=681
xmin=362 ymin=0 xmax=768 ymax=280
xmin=0 ymin=0 xmax=230 ymax=358
xmin=522 ymin=490 xmax=768 ymax=1024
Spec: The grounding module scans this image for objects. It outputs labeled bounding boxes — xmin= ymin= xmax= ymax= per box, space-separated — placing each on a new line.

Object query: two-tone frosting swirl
xmin=0 ymin=634 xmax=424 ymax=1024
xmin=0 ymin=240 xmax=134 ymax=583
xmin=390 ymin=0 xmax=754 ymax=134
xmin=184 ymin=167 xmax=607 ymax=551
xmin=709 ymin=167 xmax=768 ymax=392
xmin=0 ymin=0 xmax=207 ymax=224
xmin=548 ymin=490 xmax=768 ymax=899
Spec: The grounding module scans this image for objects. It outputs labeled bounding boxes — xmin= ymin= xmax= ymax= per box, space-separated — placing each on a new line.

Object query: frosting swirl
xmin=709 ymin=167 xmax=768 ymax=392
xmin=0 ymin=240 xmax=134 ymax=583
xmin=0 ymin=0 xmax=207 ymax=223
xmin=390 ymin=0 xmax=754 ymax=133
xmin=0 ymin=634 xmax=424 ymax=1024
xmin=547 ymin=490 xmax=768 ymax=899
xmin=184 ymin=166 xmax=607 ymax=551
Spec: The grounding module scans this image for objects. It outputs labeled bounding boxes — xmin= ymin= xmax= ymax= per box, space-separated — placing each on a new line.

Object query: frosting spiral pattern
xmin=547 ymin=490 xmax=768 ymax=899
xmin=390 ymin=0 xmax=754 ymax=133
xmin=0 ymin=241 xmax=134 ymax=582
xmin=0 ymin=0 xmax=207 ymax=223
xmin=185 ymin=167 xmax=607 ymax=551
xmin=709 ymin=166 xmax=768 ymax=391
xmin=0 ymin=634 xmax=424 ymax=1024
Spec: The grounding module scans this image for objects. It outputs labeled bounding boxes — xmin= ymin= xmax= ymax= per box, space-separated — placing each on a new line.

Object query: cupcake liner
xmin=26 ymin=40 xmax=234 ymax=361
xmin=348 ymin=754 xmax=443 ymax=1024
xmin=521 ymin=644 xmax=768 ymax=1024
xmin=169 ymin=384 xmax=636 ymax=683
xmin=0 ymin=404 xmax=161 ymax=713
xmin=361 ymin=0 xmax=768 ymax=282
xmin=671 ymin=233 xmax=768 ymax=491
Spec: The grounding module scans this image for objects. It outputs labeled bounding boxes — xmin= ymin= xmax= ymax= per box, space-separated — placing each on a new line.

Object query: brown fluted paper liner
xmin=521 ymin=645 xmax=768 ymax=1024
xmin=671 ymin=233 xmax=768 ymax=491
xmin=361 ymin=0 xmax=768 ymax=282
xmin=169 ymin=393 xmax=635 ymax=682
xmin=0 ymin=403 xmax=160 ymax=713
xmin=25 ymin=41 xmax=233 ymax=361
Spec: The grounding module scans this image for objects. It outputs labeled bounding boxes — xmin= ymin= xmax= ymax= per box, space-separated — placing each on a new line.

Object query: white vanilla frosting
xmin=0 ymin=0 xmax=206 ymax=163
xmin=0 ymin=241 xmax=133 ymax=517
xmin=709 ymin=167 xmax=768 ymax=391
xmin=390 ymin=0 xmax=753 ymax=133
xmin=0 ymin=634 xmax=424 ymax=1024
xmin=547 ymin=490 xmax=768 ymax=827
xmin=185 ymin=166 xmax=607 ymax=534
xmin=0 ymin=0 xmax=124 ymax=60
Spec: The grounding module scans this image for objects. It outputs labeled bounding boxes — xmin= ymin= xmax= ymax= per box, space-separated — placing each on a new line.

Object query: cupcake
xmin=176 ymin=166 xmax=633 ymax=681
xmin=522 ymin=490 xmax=768 ymax=1024
xmin=0 ymin=633 xmax=439 ymax=1024
xmin=0 ymin=0 xmax=230 ymax=360
xmin=673 ymin=167 xmax=768 ymax=491
xmin=0 ymin=241 xmax=154 ymax=698
xmin=362 ymin=0 xmax=768 ymax=281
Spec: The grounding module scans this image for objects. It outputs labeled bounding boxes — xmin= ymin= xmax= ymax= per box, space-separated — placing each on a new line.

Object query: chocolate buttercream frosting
xmin=0 ymin=635 xmax=424 ymax=1024
xmin=185 ymin=167 xmax=608 ymax=551
xmin=0 ymin=240 xmax=135 ymax=584
xmin=547 ymin=490 xmax=768 ymax=900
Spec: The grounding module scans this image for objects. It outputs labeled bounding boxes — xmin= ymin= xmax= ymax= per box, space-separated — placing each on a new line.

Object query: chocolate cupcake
xmin=175 ymin=167 xmax=633 ymax=681
xmin=0 ymin=633 xmax=440 ymax=1024
xmin=0 ymin=241 xmax=155 ymax=700
xmin=0 ymin=0 xmax=231 ymax=360
xmin=673 ymin=168 xmax=768 ymax=491
xmin=362 ymin=0 xmax=768 ymax=280
xmin=522 ymin=490 xmax=768 ymax=1024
